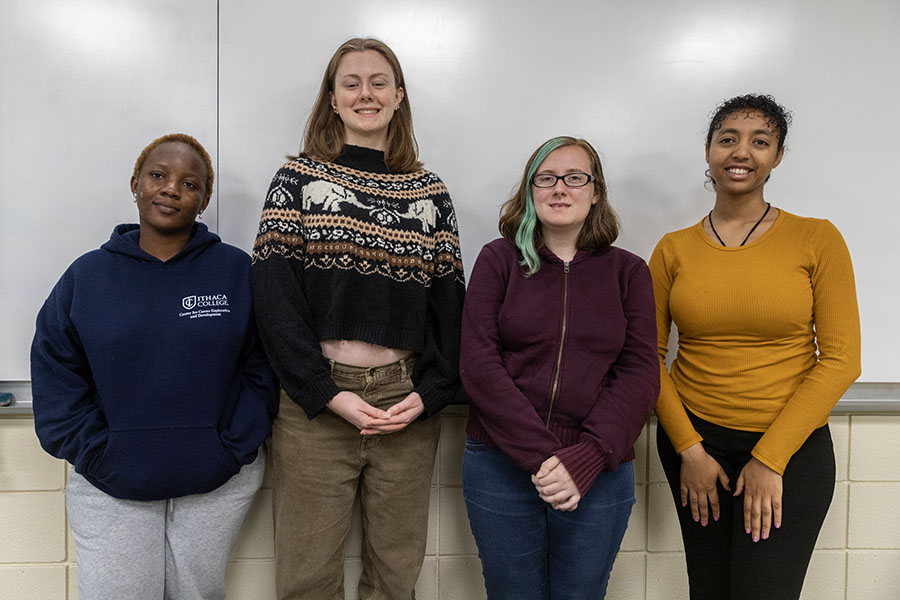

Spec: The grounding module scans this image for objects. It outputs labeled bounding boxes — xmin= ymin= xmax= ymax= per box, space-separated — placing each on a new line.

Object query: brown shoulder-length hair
xmin=498 ymin=136 xmax=619 ymax=273
xmin=295 ymin=37 xmax=422 ymax=172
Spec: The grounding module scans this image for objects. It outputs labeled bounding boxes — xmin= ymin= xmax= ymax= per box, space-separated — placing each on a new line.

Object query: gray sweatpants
xmin=66 ymin=447 xmax=266 ymax=600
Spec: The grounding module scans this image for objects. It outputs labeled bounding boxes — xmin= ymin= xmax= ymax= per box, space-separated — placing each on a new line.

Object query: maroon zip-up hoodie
xmin=460 ymin=238 xmax=659 ymax=494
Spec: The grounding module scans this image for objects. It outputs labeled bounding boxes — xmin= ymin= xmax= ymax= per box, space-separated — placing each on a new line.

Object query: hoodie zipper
xmin=545 ymin=260 xmax=570 ymax=427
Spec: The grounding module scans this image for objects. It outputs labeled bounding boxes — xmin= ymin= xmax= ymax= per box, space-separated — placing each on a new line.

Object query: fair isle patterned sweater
xmin=251 ymin=145 xmax=465 ymax=419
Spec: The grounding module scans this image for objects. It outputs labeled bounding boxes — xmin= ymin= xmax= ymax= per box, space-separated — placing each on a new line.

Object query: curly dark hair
xmin=706 ymin=94 xmax=792 ymax=151
xmin=705 ymin=94 xmax=792 ymax=189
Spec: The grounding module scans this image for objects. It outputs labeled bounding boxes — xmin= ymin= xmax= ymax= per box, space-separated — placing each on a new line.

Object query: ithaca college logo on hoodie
xmin=179 ymin=293 xmax=231 ymax=319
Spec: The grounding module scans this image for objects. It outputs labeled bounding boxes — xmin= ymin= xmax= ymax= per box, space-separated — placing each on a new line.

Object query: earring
xmin=132 ymin=192 xmax=138 ymax=203
xmin=332 ymin=105 xmax=338 ymax=114
xmin=394 ymin=105 xmax=400 ymax=111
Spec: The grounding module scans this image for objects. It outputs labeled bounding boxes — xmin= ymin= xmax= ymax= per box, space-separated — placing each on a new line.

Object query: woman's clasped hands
xmin=327 ymin=390 xmax=425 ymax=435
xmin=532 ymin=456 xmax=581 ymax=511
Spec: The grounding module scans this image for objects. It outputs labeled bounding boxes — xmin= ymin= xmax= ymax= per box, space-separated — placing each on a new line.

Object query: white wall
xmin=1 ymin=0 xmax=218 ymax=379
xmin=2 ymin=0 xmax=899 ymax=387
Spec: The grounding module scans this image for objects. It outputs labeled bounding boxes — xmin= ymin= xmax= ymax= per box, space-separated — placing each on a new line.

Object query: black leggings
xmin=656 ymin=411 xmax=834 ymax=600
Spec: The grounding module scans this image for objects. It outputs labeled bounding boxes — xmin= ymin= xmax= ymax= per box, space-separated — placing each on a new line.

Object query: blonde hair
xmin=297 ymin=37 xmax=421 ymax=172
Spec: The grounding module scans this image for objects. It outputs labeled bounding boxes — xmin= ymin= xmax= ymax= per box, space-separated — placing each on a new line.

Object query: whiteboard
xmin=2 ymin=0 xmax=898 ymax=385
xmin=0 ymin=0 xmax=218 ymax=380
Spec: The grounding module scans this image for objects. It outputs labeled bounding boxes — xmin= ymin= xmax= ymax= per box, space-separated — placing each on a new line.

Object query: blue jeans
xmin=462 ymin=438 xmax=635 ymax=600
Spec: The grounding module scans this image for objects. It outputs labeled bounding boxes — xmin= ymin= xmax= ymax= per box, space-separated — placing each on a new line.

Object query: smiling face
xmin=532 ymin=145 xmax=599 ymax=241
xmin=130 ymin=141 xmax=209 ymax=240
xmin=706 ymin=110 xmax=784 ymax=199
xmin=330 ymin=50 xmax=404 ymax=150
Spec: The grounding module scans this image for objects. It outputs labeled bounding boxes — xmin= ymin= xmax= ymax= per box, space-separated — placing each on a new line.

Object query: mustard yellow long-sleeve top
xmin=649 ymin=210 xmax=861 ymax=474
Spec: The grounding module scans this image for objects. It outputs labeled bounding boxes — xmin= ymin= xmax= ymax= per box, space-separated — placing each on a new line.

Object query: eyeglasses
xmin=531 ymin=172 xmax=594 ymax=188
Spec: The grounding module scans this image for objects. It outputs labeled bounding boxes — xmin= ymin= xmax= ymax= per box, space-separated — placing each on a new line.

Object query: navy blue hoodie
xmin=31 ymin=223 xmax=278 ymax=501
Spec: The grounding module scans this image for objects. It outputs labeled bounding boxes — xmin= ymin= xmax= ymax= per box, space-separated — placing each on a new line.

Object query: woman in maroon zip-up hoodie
xmin=460 ymin=136 xmax=659 ymax=600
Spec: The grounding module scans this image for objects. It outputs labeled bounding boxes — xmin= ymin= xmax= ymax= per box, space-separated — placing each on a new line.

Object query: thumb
xmin=733 ymin=470 xmax=745 ymax=497
xmin=717 ymin=466 xmax=731 ymax=491
xmin=359 ymin=403 xmax=390 ymax=419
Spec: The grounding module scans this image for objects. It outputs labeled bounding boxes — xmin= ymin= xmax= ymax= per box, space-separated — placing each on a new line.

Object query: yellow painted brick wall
xmin=2 ymin=413 xmax=899 ymax=599
xmin=0 ymin=417 xmax=70 ymax=599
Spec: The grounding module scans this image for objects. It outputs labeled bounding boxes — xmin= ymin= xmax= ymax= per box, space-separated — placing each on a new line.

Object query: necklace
xmin=708 ymin=202 xmax=771 ymax=247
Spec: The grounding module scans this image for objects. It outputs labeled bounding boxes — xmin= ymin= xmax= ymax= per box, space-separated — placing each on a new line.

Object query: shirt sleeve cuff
xmin=291 ymin=374 xmax=342 ymax=419
xmin=750 ymin=447 xmax=787 ymax=476
xmin=555 ymin=438 xmax=609 ymax=495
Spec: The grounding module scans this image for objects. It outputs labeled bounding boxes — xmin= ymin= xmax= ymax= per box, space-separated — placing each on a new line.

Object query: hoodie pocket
xmin=88 ymin=427 xmax=240 ymax=501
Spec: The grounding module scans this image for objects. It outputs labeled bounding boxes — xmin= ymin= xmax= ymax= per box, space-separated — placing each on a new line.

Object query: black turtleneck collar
xmin=334 ymin=144 xmax=392 ymax=174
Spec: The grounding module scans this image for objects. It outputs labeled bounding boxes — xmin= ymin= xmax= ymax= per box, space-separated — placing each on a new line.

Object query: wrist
xmin=679 ymin=442 xmax=706 ymax=462
xmin=327 ymin=390 xmax=353 ymax=409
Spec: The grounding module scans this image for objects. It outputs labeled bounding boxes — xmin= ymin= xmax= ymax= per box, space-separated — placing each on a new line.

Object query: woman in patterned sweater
xmin=251 ymin=37 xmax=465 ymax=600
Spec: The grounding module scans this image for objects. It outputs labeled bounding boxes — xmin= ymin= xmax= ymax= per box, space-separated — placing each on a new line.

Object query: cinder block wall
xmin=2 ymin=410 xmax=899 ymax=599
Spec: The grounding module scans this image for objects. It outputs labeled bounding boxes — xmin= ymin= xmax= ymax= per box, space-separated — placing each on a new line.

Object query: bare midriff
xmin=320 ymin=339 xmax=412 ymax=368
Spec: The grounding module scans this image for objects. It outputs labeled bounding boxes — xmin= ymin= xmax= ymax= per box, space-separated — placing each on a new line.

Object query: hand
xmin=326 ymin=391 xmax=392 ymax=432
xmin=359 ymin=392 xmax=425 ymax=435
xmin=532 ymin=456 xmax=581 ymax=511
xmin=679 ymin=443 xmax=731 ymax=526
xmin=734 ymin=457 xmax=783 ymax=542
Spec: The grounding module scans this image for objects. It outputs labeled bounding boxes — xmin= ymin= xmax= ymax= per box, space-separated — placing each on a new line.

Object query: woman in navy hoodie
xmin=460 ymin=136 xmax=659 ymax=599
xmin=31 ymin=133 xmax=278 ymax=600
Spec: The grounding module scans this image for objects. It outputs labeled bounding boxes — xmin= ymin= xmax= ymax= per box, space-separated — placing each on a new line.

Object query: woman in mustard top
xmin=649 ymin=94 xmax=861 ymax=600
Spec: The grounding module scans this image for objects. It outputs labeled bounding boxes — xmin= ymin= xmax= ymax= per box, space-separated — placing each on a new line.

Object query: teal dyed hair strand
xmin=515 ymin=136 xmax=570 ymax=275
